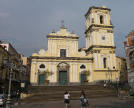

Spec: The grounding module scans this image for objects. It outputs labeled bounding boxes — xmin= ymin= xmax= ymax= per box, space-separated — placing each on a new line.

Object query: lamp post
xmin=116 ymin=77 xmax=119 ymax=97
xmin=108 ymin=67 xmax=115 ymax=83
xmin=2 ymin=86 xmax=5 ymax=95
xmin=38 ymin=69 xmax=40 ymax=86
xmin=6 ymin=68 xmax=13 ymax=108
xmin=110 ymin=70 xmax=113 ymax=83
xmin=107 ymin=67 xmax=110 ymax=83
xmin=3 ymin=57 xmax=15 ymax=108
xmin=19 ymin=67 xmax=25 ymax=93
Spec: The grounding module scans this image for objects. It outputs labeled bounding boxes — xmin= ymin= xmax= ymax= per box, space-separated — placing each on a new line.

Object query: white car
xmin=0 ymin=94 xmax=6 ymax=106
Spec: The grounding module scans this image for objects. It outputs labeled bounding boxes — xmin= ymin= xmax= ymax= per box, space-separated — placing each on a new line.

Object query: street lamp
xmin=3 ymin=57 xmax=15 ymax=108
xmin=107 ymin=66 xmax=115 ymax=83
xmin=2 ymin=86 xmax=5 ymax=95
xmin=19 ymin=67 xmax=26 ymax=92
xmin=112 ymin=66 xmax=120 ymax=97
xmin=116 ymin=77 xmax=119 ymax=97
xmin=107 ymin=67 xmax=110 ymax=83
xmin=6 ymin=67 xmax=13 ymax=108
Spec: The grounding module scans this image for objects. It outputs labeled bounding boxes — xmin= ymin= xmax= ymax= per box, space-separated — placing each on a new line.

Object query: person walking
xmin=64 ymin=91 xmax=70 ymax=108
xmin=104 ymin=83 xmax=107 ymax=88
xmin=80 ymin=90 xmax=85 ymax=102
xmin=80 ymin=90 xmax=88 ymax=108
xmin=16 ymin=90 xmax=20 ymax=101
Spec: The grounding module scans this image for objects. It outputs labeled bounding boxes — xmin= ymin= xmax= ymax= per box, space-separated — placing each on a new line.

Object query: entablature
xmin=85 ymin=24 xmax=114 ymax=34
xmin=31 ymin=56 xmax=93 ymax=61
xmin=86 ymin=45 xmax=116 ymax=52
xmin=47 ymin=35 xmax=79 ymax=39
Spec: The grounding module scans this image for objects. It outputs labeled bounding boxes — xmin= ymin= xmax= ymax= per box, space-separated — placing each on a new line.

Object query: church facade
xmin=30 ymin=6 xmax=118 ymax=86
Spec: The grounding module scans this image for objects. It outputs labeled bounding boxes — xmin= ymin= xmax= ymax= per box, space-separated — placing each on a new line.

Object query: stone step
xmin=24 ymin=85 xmax=117 ymax=102
xmin=28 ymin=85 xmax=113 ymax=93
xmin=29 ymin=89 xmax=115 ymax=94
xmin=28 ymin=85 xmax=107 ymax=89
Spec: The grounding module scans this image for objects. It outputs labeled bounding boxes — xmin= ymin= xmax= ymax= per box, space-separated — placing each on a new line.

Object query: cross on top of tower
xmin=61 ymin=20 xmax=65 ymax=29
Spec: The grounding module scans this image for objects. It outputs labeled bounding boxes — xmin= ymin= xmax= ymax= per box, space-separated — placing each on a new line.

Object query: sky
xmin=0 ymin=0 xmax=134 ymax=57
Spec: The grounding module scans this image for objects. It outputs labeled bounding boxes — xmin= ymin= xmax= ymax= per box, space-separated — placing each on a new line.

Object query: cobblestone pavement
xmin=13 ymin=97 xmax=134 ymax=108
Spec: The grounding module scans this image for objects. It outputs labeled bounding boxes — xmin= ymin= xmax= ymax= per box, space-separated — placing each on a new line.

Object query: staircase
xmin=23 ymin=85 xmax=117 ymax=102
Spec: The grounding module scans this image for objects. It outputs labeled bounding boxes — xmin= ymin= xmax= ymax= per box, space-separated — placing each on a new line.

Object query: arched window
xmin=39 ymin=64 xmax=45 ymax=68
xmin=100 ymin=15 xmax=104 ymax=24
xmin=92 ymin=18 xmax=94 ymax=23
xmin=102 ymin=36 xmax=105 ymax=40
xmin=80 ymin=65 xmax=86 ymax=69
xmin=103 ymin=58 xmax=107 ymax=68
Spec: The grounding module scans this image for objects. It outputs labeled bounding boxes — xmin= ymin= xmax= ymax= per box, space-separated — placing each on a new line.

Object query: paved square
xmin=13 ymin=97 xmax=134 ymax=108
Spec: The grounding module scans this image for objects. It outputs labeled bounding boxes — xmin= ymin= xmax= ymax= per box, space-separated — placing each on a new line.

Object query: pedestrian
xmin=16 ymin=90 xmax=20 ymax=102
xmin=80 ymin=90 xmax=88 ymax=108
xmin=80 ymin=90 xmax=85 ymax=101
xmin=64 ymin=91 xmax=70 ymax=108
xmin=104 ymin=83 xmax=107 ymax=88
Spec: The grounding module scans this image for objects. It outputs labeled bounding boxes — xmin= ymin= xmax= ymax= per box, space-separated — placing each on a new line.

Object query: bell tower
xmin=85 ymin=6 xmax=117 ymax=82
xmin=85 ymin=6 xmax=114 ymax=48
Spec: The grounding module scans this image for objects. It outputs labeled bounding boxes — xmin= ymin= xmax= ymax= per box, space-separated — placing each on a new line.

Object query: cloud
xmin=0 ymin=12 xmax=9 ymax=17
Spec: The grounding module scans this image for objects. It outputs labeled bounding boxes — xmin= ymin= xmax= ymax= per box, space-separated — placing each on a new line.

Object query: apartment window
xmin=103 ymin=58 xmax=107 ymax=68
xmin=60 ymin=49 xmax=66 ymax=57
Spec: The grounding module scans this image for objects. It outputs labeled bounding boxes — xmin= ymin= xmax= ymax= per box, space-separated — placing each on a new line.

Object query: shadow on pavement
xmin=96 ymin=100 xmax=134 ymax=108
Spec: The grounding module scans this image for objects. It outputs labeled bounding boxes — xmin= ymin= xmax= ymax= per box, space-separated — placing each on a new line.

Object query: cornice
xmin=47 ymin=35 xmax=79 ymax=39
xmin=86 ymin=45 xmax=116 ymax=52
xmin=31 ymin=56 xmax=93 ymax=61
xmin=94 ymin=69 xmax=118 ymax=72
xmin=85 ymin=6 xmax=111 ymax=17
xmin=85 ymin=24 xmax=114 ymax=34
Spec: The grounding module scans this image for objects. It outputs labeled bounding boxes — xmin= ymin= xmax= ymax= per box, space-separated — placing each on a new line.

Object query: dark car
xmin=11 ymin=91 xmax=17 ymax=98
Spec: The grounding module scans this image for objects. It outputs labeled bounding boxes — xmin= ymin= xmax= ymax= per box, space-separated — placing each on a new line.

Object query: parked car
xmin=129 ymin=89 xmax=134 ymax=96
xmin=11 ymin=91 xmax=17 ymax=98
xmin=0 ymin=94 xmax=6 ymax=106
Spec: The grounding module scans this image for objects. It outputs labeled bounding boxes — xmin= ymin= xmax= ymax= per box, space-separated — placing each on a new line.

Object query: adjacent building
xmin=0 ymin=42 xmax=21 ymax=92
xmin=116 ymin=56 xmax=127 ymax=84
xmin=21 ymin=55 xmax=31 ymax=85
xmin=0 ymin=41 xmax=30 ymax=93
xmin=124 ymin=30 xmax=134 ymax=88
xmin=30 ymin=6 xmax=119 ymax=86
xmin=0 ymin=45 xmax=10 ymax=93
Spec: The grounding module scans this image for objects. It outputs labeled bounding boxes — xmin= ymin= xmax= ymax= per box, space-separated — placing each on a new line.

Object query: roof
xmin=85 ymin=6 xmax=111 ymax=17
xmin=47 ymin=26 xmax=79 ymax=39
xmin=116 ymin=56 xmax=126 ymax=60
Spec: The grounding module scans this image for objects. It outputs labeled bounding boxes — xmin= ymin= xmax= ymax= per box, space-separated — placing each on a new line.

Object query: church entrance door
xmin=59 ymin=71 xmax=67 ymax=85
xmin=39 ymin=74 xmax=45 ymax=85
xmin=81 ymin=74 xmax=87 ymax=85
